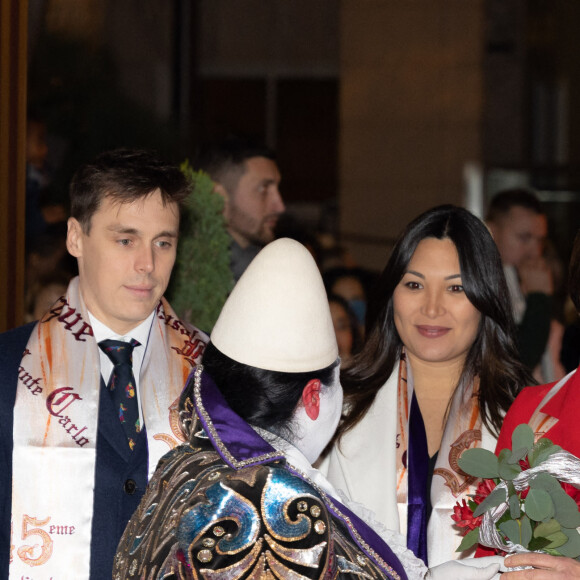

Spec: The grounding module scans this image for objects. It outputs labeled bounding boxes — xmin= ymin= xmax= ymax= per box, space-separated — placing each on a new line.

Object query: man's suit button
xmin=124 ymin=479 xmax=137 ymax=494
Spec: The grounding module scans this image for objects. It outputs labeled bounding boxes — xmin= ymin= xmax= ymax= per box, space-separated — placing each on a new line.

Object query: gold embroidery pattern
xmin=434 ymin=428 xmax=481 ymax=496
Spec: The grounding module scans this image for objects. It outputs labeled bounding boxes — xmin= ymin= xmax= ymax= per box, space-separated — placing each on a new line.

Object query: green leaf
xmin=499 ymin=519 xmax=522 ymax=545
xmin=557 ymin=528 xmax=580 ymax=558
xmin=544 ymin=531 xmax=568 ymax=549
xmin=473 ymin=486 xmax=507 ymax=517
xmin=534 ymin=518 xmax=561 ymax=538
xmin=498 ymin=448 xmax=522 ymax=481
xmin=552 ymin=488 xmax=580 ymax=528
xmin=511 ymin=424 xmax=535 ymax=455
xmin=520 ymin=515 xmax=533 ymax=548
xmin=497 ymin=511 xmax=512 ymax=526
xmin=528 ymin=438 xmax=555 ymax=467
xmin=535 ymin=445 xmax=562 ymax=467
xmin=524 ymin=488 xmax=554 ymax=521
xmin=509 ymin=493 xmax=521 ymax=519
xmin=528 ymin=437 xmax=561 ymax=467
xmin=508 ymin=446 xmax=529 ymax=464
xmin=498 ymin=448 xmax=511 ymax=463
xmin=528 ymin=536 xmax=551 ymax=551
xmin=458 ymin=448 xmax=499 ymax=478
xmin=456 ymin=528 xmax=481 ymax=552
xmin=529 ymin=473 xmax=561 ymax=493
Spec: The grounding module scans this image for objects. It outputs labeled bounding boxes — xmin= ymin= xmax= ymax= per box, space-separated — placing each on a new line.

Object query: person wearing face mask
xmin=115 ymin=239 xmax=419 ymax=579
xmin=324 ymin=267 xmax=369 ymax=337
xmin=320 ymin=206 xmax=533 ymax=570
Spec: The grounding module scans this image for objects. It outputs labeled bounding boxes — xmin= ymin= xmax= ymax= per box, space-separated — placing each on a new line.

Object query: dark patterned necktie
xmin=99 ymin=339 xmax=141 ymax=451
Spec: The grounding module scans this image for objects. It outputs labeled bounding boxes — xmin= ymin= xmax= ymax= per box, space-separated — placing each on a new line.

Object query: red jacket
xmin=495 ymin=368 xmax=580 ymax=456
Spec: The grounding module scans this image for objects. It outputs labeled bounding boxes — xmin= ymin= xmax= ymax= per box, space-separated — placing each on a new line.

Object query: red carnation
xmin=452 ymin=499 xmax=483 ymax=532
xmin=473 ymin=478 xmax=496 ymax=505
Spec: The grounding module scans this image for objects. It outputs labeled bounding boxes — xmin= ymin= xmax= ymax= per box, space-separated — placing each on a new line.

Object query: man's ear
xmin=66 ymin=217 xmax=83 ymax=258
xmin=213 ymin=183 xmax=231 ymax=219
xmin=302 ymin=379 xmax=321 ymax=421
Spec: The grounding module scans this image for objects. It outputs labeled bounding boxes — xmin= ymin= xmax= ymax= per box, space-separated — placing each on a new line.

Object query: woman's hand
xmin=503 ymin=553 xmax=580 ymax=579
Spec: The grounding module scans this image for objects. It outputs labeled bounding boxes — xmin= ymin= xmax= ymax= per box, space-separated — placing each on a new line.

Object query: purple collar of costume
xmin=193 ymin=366 xmax=284 ymax=469
xmin=321 ymin=485 xmax=408 ymax=580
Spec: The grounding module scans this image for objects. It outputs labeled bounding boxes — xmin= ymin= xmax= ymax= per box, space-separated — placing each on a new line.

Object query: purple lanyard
xmin=406 ymin=391 xmax=429 ymax=565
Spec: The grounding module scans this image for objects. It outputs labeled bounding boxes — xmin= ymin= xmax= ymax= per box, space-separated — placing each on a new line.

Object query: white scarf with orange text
xmin=9 ymin=276 xmax=206 ymax=579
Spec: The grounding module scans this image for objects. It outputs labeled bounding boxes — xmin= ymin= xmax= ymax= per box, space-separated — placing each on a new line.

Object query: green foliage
xmin=552 ymin=488 xmax=580 ymax=528
xmin=498 ymin=448 xmax=522 ymax=480
xmin=168 ymin=165 xmax=234 ymax=333
xmin=458 ymin=448 xmax=499 ymax=479
xmin=534 ymin=519 xmax=561 ymax=539
xmin=456 ymin=528 xmax=480 ymax=552
xmin=558 ymin=527 xmax=580 ymax=558
xmin=473 ymin=486 xmax=507 ymax=517
xmin=529 ymin=438 xmax=560 ymax=467
xmin=456 ymin=423 xmax=580 ymax=558
xmin=509 ymin=492 xmax=521 ymax=519
xmin=512 ymin=424 xmax=535 ymax=453
xmin=524 ymin=489 xmax=554 ymax=521
xmin=530 ymin=473 xmax=562 ymax=493
xmin=499 ymin=515 xmax=532 ymax=547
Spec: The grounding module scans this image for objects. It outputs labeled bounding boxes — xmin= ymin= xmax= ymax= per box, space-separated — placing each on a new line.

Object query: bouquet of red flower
xmin=452 ymin=424 xmax=580 ymax=558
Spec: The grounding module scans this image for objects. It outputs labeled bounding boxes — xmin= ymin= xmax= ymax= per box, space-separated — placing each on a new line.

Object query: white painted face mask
xmin=292 ymin=365 xmax=343 ymax=464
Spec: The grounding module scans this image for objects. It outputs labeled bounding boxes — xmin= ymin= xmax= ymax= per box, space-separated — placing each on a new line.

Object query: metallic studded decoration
xmin=314 ymin=520 xmax=327 ymax=535
xmin=197 ymin=549 xmax=213 ymax=563
xmin=310 ymin=505 xmax=322 ymax=518
xmin=213 ymin=526 xmax=225 ymax=537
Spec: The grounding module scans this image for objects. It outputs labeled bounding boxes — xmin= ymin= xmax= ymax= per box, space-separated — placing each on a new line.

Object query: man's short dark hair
xmin=486 ymin=188 xmax=545 ymax=223
xmin=195 ymin=136 xmax=275 ymax=190
xmin=70 ymin=148 xmax=189 ymax=233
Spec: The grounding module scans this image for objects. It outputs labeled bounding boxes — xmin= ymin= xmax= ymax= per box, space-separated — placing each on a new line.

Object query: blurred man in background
xmin=487 ymin=189 xmax=553 ymax=372
xmin=197 ymin=137 xmax=285 ymax=280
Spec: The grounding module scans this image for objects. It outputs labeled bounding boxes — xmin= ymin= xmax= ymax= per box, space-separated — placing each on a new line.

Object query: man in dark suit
xmin=0 ymin=149 xmax=206 ymax=579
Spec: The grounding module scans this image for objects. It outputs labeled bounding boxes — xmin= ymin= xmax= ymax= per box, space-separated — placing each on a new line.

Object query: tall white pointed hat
xmin=211 ymin=238 xmax=338 ymax=372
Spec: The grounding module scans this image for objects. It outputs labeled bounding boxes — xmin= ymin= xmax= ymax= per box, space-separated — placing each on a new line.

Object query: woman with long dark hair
xmin=322 ymin=205 xmax=533 ymax=566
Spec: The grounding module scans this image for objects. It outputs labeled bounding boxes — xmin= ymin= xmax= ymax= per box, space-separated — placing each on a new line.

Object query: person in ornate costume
xmin=320 ymin=205 xmax=533 ymax=566
xmin=114 ymin=238 xmax=413 ymax=579
xmin=115 ymin=237 xmax=503 ymax=580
